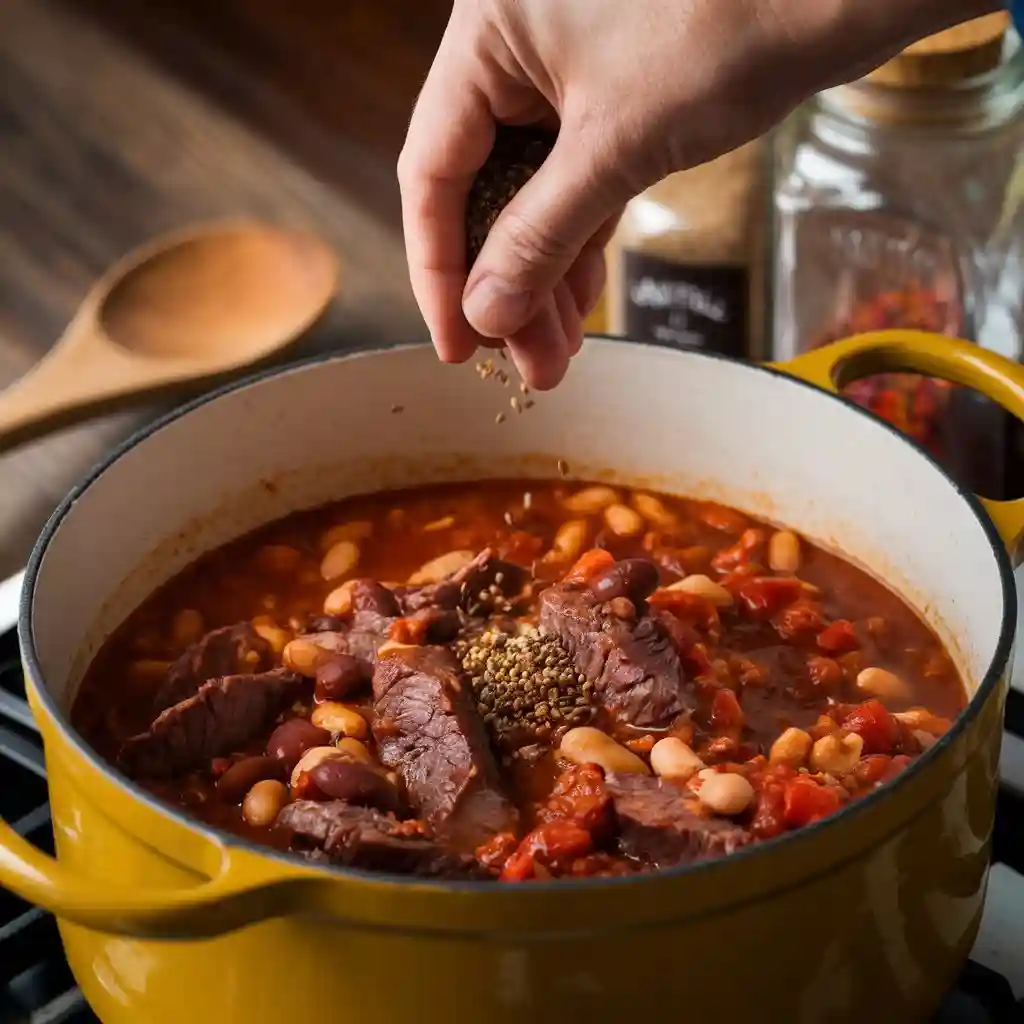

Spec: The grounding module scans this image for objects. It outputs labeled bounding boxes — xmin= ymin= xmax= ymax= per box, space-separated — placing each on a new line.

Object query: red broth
xmin=73 ymin=480 xmax=964 ymax=880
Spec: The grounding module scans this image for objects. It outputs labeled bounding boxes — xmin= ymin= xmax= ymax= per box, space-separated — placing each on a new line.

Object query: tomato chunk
xmin=711 ymin=688 xmax=744 ymax=730
xmin=735 ymin=576 xmax=803 ymax=617
xmin=500 ymin=820 xmax=594 ymax=882
xmin=711 ymin=528 xmax=765 ymax=573
xmin=842 ymin=700 xmax=901 ymax=755
xmin=563 ymin=548 xmax=615 ymax=584
xmin=817 ymin=619 xmax=859 ymax=654
xmin=649 ymin=589 xmax=720 ymax=633
xmin=772 ymin=599 xmax=825 ymax=640
xmin=698 ymin=503 xmax=750 ymax=533
xmin=750 ymin=766 xmax=794 ymax=839
xmin=783 ymin=777 xmax=842 ymax=828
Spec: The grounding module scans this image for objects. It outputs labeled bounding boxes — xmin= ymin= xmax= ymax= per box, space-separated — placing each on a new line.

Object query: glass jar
xmin=771 ymin=14 xmax=1024 ymax=496
xmin=607 ymin=139 xmax=768 ymax=359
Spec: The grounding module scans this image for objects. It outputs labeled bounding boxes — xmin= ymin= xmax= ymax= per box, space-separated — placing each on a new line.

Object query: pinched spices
xmin=458 ymin=628 xmax=594 ymax=746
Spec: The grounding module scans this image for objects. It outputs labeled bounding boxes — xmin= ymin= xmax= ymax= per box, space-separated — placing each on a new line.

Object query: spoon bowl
xmin=0 ymin=219 xmax=339 ymax=451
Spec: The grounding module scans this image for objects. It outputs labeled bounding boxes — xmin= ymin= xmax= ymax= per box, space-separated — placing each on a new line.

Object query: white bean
xmin=171 ymin=608 xmax=204 ymax=646
xmin=251 ymin=617 xmax=292 ymax=654
xmin=809 ymin=732 xmax=864 ymax=775
xmin=242 ymin=780 xmax=288 ymax=827
xmin=283 ymin=637 xmax=341 ymax=678
xmin=768 ymin=530 xmax=802 ymax=573
xmin=913 ymin=730 xmax=938 ymax=751
xmin=335 ymin=737 xmax=372 ymax=764
xmin=563 ymin=486 xmax=619 ymax=514
xmin=698 ymin=772 xmax=755 ymax=816
xmin=320 ymin=521 xmax=373 ymax=550
xmin=559 ymin=727 xmax=650 ymax=775
xmin=311 ymin=702 xmax=369 ymax=739
xmin=650 ymin=737 xmax=704 ymax=779
xmin=769 ymin=727 xmax=812 ymax=768
xmin=631 ymin=492 xmax=677 ymax=529
xmin=856 ymin=667 xmax=912 ymax=702
xmin=604 ymin=503 xmax=645 ymax=538
xmin=408 ymin=549 xmax=475 ymax=585
xmin=667 ymin=574 xmax=733 ymax=607
xmin=552 ymin=519 xmax=589 ymax=560
xmin=290 ymin=746 xmax=345 ymax=788
xmin=376 ymin=640 xmax=419 ymax=658
xmin=423 ymin=515 xmax=455 ymax=532
xmin=320 ymin=539 xmax=361 ymax=582
xmin=323 ymin=579 xmax=359 ymax=617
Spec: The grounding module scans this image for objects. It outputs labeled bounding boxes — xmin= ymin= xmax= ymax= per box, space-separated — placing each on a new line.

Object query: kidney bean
xmin=308 ymin=759 xmax=402 ymax=812
xmin=589 ymin=558 xmax=659 ymax=603
xmin=266 ymin=718 xmax=332 ymax=771
xmin=216 ymin=755 xmax=284 ymax=803
xmin=314 ymin=654 xmax=368 ymax=703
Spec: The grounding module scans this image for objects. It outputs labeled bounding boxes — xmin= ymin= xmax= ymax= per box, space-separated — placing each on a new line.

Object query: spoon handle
xmin=0 ymin=320 xmax=149 ymax=452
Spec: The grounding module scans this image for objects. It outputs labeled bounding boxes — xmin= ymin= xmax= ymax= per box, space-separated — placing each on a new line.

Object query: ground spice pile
xmin=458 ymin=627 xmax=594 ymax=746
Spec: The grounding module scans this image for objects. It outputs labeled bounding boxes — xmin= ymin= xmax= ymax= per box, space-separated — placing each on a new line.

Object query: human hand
xmin=399 ymin=0 xmax=999 ymax=390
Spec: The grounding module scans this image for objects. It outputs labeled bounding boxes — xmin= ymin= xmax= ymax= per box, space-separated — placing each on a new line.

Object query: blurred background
xmin=0 ymin=3 xmax=1021 ymax=576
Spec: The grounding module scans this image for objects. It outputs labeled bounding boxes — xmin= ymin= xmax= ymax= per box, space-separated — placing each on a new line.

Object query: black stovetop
xmin=1 ymin=623 xmax=1023 ymax=1023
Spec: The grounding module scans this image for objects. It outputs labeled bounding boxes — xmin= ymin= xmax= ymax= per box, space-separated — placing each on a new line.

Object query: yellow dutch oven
xmin=2 ymin=330 xmax=1024 ymax=1023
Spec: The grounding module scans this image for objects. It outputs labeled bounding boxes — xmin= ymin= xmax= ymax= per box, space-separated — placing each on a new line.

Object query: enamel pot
xmin=3 ymin=330 xmax=1024 ymax=1023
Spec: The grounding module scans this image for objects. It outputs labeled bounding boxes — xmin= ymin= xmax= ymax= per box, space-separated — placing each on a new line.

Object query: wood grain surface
xmin=0 ymin=0 xmax=432 ymax=577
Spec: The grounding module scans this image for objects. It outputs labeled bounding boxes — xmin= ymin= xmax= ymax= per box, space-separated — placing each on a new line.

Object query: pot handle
xmin=0 ymin=815 xmax=323 ymax=937
xmin=773 ymin=330 xmax=1024 ymax=562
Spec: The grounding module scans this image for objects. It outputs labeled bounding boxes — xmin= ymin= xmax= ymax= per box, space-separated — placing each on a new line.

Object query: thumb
xmin=463 ymin=130 xmax=631 ymax=339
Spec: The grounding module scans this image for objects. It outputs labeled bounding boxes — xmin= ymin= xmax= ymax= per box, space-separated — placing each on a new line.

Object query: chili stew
xmin=73 ymin=480 xmax=964 ymax=881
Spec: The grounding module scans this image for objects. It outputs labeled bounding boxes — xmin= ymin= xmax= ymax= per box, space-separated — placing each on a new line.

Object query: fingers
xmin=505 ymin=291 xmax=570 ymax=391
xmin=398 ymin=34 xmax=494 ymax=363
xmin=462 ymin=135 xmax=630 ymax=340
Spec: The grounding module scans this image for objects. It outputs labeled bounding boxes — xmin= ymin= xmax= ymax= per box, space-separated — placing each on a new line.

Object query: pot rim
xmin=18 ymin=334 xmax=1016 ymax=895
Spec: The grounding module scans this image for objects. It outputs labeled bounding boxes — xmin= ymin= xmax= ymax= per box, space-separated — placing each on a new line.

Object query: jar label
xmin=621 ymin=251 xmax=748 ymax=357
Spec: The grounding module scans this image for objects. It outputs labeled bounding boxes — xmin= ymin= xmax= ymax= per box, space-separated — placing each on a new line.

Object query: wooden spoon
xmin=0 ymin=219 xmax=339 ymax=452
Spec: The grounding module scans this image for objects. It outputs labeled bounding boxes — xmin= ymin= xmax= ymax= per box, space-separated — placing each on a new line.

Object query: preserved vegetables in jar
xmin=771 ymin=14 xmax=1024 ymax=495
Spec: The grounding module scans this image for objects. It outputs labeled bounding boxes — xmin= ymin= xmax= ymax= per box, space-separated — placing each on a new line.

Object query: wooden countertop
xmin=0 ymin=0 xmax=435 ymax=577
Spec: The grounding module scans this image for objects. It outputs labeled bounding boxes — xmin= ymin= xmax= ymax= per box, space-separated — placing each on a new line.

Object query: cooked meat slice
xmin=278 ymin=800 xmax=480 ymax=877
xmin=538 ymin=557 xmax=694 ymax=729
xmin=120 ymin=668 xmax=303 ymax=777
xmin=372 ymin=645 xmax=518 ymax=849
xmin=395 ymin=548 xmax=528 ymax=616
xmin=605 ymin=773 xmax=751 ymax=867
xmin=156 ymin=623 xmax=273 ymax=711
xmin=294 ymin=582 xmax=403 ymax=673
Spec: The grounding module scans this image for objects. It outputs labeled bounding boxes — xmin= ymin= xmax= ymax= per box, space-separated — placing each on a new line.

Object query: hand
xmin=399 ymin=0 xmax=998 ymax=390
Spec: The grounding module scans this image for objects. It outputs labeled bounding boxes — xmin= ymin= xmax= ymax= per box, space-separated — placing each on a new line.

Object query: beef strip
xmin=395 ymin=548 xmax=528 ymax=616
xmin=295 ymin=582 xmax=401 ymax=671
xmin=278 ymin=800 xmax=481 ymax=877
xmin=538 ymin=557 xmax=695 ymax=729
xmin=156 ymin=623 xmax=273 ymax=711
xmin=372 ymin=645 xmax=518 ymax=850
xmin=606 ymin=773 xmax=751 ymax=867
xmin=120 ymin=668 xmax=303 ymax=777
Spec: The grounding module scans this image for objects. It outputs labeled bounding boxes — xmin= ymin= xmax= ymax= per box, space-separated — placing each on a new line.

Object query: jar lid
xmin=866 ymin=13 xmax=1010 ymax=87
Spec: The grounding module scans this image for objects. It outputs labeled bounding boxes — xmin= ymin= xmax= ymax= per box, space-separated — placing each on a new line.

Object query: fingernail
xmin=463 ymin=274 xmax=533 ymax=338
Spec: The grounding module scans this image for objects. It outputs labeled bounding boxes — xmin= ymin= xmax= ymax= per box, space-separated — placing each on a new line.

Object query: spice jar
xmin=771 ymin=14 xmax=1024 ymax=496
xmin=607 ymin=139 xmax=767 ymax=359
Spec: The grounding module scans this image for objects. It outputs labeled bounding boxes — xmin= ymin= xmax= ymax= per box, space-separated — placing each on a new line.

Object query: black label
xmin=622 ymin=251 xmax=748 ymax=357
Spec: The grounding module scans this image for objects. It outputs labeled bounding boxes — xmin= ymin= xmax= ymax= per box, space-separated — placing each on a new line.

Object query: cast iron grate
xmin=0 ymin=622 xmax=1022 ymax=1023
